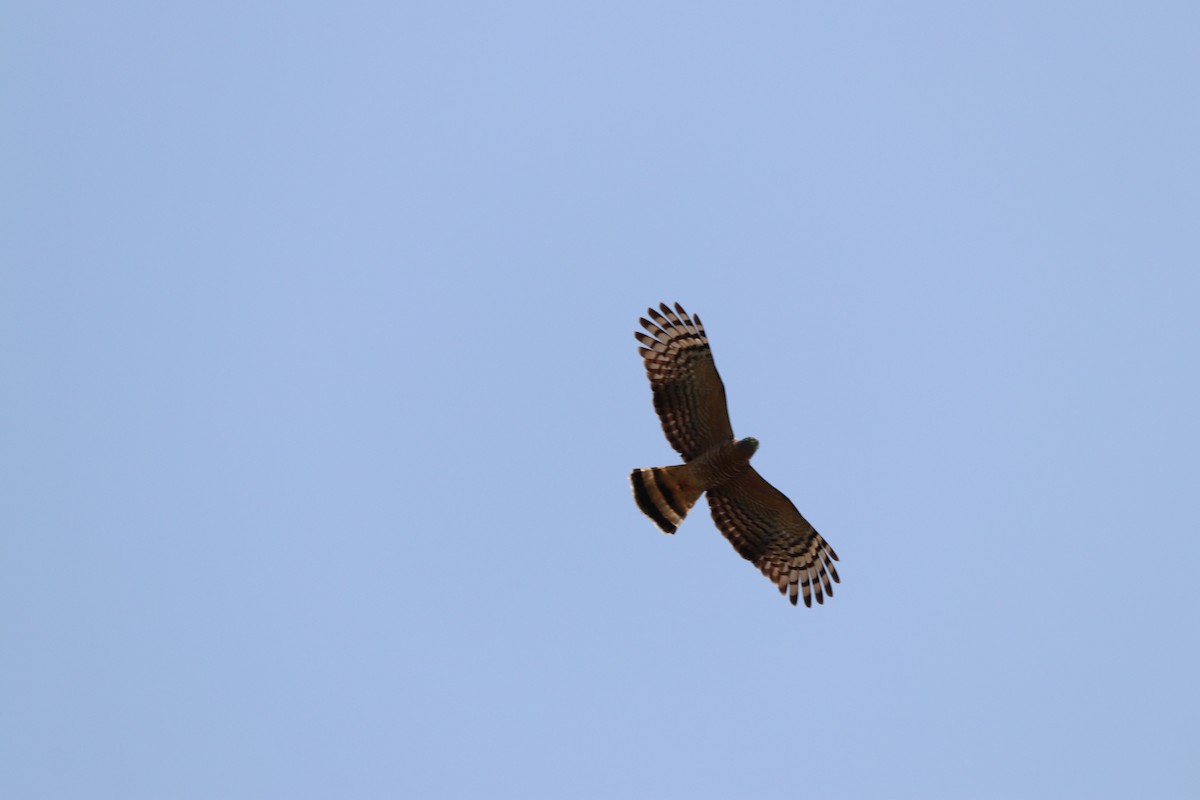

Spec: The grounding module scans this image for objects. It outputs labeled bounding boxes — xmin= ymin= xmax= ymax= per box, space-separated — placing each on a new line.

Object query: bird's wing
xmin=635 ymin=302 xmax=735 ymax=461
xmin=707 ymin=467 xmax=839 ymax=607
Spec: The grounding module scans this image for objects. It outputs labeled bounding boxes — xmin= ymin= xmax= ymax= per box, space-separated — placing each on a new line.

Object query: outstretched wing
xmin=707 ymin=468 xmax=840 ymax=607
xmin=635 ymin=302 xmax=735 ymax=461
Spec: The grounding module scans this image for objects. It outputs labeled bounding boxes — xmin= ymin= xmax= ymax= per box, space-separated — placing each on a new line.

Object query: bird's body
xmin=630 ymin=303 xmax=839 ymax=607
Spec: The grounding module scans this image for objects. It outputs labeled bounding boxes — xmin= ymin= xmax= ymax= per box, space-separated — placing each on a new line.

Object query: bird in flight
xmin=630 ymin=302 xmax=839 ymax=607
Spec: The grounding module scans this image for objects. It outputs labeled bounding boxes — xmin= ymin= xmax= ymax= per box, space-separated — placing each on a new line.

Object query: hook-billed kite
xmin=630 ymin=303 xmax=840 ymax=607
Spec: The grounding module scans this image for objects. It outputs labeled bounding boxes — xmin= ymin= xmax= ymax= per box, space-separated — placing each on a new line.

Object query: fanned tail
xmin=630 ymin=464 xmax=704 ymax=534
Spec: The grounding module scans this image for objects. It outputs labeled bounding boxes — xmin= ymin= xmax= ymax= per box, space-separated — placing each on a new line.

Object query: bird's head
xmin=736 ymin=437 xmax=760 ymax=457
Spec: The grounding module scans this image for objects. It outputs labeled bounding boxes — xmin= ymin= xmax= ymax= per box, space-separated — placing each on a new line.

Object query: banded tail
xmin=630 ymin=464 xmax=705 ymax=534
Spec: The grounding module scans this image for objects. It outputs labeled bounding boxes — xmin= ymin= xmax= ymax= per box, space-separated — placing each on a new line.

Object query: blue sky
xmin=4 ymin=2 xmax=1199 ymax=797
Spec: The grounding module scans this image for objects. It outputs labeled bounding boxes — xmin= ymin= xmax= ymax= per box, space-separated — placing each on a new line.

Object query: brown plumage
xmin=630 ymin=302 xmax=839 ymax=607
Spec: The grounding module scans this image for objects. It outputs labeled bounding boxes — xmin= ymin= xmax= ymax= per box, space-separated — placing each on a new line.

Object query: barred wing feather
xmin=706 ymin=468 xmax=840 ymax=607
xmin=634 ymin=302 xmax=734 ymax=461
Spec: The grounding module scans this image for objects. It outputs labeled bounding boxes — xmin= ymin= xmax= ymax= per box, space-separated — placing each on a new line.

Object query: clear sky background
xmin=4 ymin=2 xmax=1199 ymax=798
